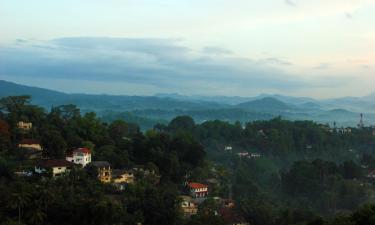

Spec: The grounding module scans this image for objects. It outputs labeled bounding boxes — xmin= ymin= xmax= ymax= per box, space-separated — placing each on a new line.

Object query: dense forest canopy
xmin=1 ymin=95 xmax=375 ymax=225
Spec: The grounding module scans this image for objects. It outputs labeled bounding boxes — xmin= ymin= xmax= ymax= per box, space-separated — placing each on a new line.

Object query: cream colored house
xmin=35 ymin=159 xmax=75 ymax=177
xmin=17 ymin=121 xmax=32 ymax=131
xmin=179 ymin=195 xmax=198 ymax=217
xmin=112 ymin=169 xmax=135 ymax=184
xmin=18 ymin=139 xmax=42 ymax=151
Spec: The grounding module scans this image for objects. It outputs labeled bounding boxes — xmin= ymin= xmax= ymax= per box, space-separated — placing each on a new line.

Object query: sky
xmin=0 ymin=0 xmax=374 ymax=98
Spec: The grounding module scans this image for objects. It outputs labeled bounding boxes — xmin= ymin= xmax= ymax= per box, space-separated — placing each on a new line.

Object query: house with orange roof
xmin=187 ymin=182 xmax=208 ymax=198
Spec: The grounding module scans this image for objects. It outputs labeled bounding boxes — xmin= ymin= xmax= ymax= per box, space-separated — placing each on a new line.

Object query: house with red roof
xmin=66 ymin=147 xmax=92 ymax=167
xmin=187 ymin=182 xmax=208 ymax=198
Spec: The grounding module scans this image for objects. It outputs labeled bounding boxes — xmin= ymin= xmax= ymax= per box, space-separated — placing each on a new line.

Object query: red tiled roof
xmin=19 ymin=139 xmax=40 ymax=145
xmin=188 ymin=182 xmax=208 ymax=189
xmin=37 ymin=159 xmax=75 ymax=168
xmin=74 ymin=147 xmax=91 ymax=154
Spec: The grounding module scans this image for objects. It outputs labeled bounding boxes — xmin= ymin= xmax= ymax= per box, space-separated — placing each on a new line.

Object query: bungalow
xmin=112 ymin=169 xmax=135 ymax=190
xmin=187 ymin=182 xmax=208 ymax=199
xmin=90 ymin=161 xmax=112 ymax=183
xmin=17 ymin=121 xmax=32 ymax=131
xmin=35 ymin=159 xmax=75 ymax=177
xmin=66 ymin=147 xmax=92 ymax=167
xmin=18 ymin=139 xmax=42 ymax=151
xmin=179 ymin=195 xmax=198 ymax=217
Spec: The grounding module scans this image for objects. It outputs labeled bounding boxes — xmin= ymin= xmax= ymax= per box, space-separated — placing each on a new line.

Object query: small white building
xmin=66 ymin=148 xmax=92 ymax=167
xmin=224 ymin=146 xmax=233 ymax=152
xmin=187 ymin=182 xmax=208 ymax=198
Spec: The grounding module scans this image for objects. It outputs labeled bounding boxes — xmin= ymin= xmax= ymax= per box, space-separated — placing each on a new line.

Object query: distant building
xmin=224 ymin=146 xmax=233 ymax=152
xmin=187 ymin=182 xmax=208 ymax=198
xmin=90 ymin=161 xmax=112 ymax=183
xmin=237 ymin=152 xmax=249 ymax=158
xmin=179 ymin=195 xmax=198 ymax=217
xmin=249 ymin=153 xmax=261 ymax=158
xmin=35 ymin=159 xmax=75 ymax=177
xmin=367 ymin=169 xmax=375 ymax=179
xmin=18 ymin=139 xmax=42 ymax=151
xmin=337 ymin=128 xmax=352 ymax=135
xmin=17 ymin=121 xmax=32 ymax=131
xmin=66 ymin=148 xmax=92 ymax=167
xmin=112 ymin=169 xmax=135 ymax=190
xmin=133 ymin=165 xmax=156 ymax=175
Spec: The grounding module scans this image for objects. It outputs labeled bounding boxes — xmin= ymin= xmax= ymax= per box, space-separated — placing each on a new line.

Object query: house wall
xmin=98 ymin=167 xmax=112 ymax=183
xmin=18 ymin=144 xmax=42 ymax=151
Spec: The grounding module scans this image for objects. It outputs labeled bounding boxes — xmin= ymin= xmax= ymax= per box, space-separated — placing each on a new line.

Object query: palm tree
xmin=8 ymin=191 xmax=30 ymax=224
xmin=26 ymin=204 xmax=46 ymax=225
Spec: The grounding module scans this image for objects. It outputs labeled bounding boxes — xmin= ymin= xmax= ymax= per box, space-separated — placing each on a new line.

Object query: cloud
xmin=258 ymin=58 xmax=293 ymax=66
xmin=285 ymin=0 xmax=297 ymax=7
xmin=0 ymin=37 xmax=346 ymax=96
xmin=313 ymin=63 xmax=331 ymax=70
xmin=202 ymin=46 xmax=233 ymax=55
xmin=345 ymin=12 xmax=353 ymax=19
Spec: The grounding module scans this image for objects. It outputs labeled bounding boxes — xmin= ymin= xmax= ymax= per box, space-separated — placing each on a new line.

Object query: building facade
xmin=66 ymin=147 xmax=92 ymax=167
xmin=187 ymin=182 xmax=208 ymax=198
xmin=91 ymin=161 xmax=112 ymax=183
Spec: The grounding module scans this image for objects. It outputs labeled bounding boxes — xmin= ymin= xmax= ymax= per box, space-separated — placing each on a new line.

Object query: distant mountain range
xmin=1 ymin=80 xmax=374 ymax=129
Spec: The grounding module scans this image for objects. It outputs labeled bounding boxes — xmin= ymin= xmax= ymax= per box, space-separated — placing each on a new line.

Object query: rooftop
xmin=90 ymin=161 xmax=111 ymax=168
xmin=19 ymin=139 xmax=40 ymax=145
xmin=37 ymin=159 xmax=75 ymax=168
xmin=188 ymin=182 xmax=208 ymax=189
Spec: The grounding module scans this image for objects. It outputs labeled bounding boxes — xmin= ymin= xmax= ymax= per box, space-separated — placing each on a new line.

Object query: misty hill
xmin=1 ymin=80 xmax=374 ymax=128
xmin=0 ymin=80 xmax=225 ymax=111
xmin=236 ymin=97 xmax=293 ymax=112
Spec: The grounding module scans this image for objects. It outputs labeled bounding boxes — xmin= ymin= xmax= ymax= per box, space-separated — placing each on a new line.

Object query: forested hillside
xmin=1 ymin=96 xmax=375 ymax=224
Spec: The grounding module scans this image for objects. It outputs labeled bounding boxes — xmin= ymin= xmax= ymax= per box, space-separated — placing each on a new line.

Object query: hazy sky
xmin=0 ymin=0 xmax=374 ymax=98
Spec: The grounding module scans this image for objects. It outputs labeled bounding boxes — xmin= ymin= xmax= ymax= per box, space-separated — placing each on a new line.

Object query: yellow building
xmin=18 ymin=139 xmax=42 ymax=151
xmin=112 ymin=169 xmax=135 ymax=184
xmin=17 ymin=121 xmax=32 ymax=131
xmin=91 ymin=161 xmax=112 ymax=183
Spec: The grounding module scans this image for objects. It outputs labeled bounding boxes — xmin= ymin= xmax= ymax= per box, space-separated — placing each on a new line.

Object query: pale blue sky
xmin=0 ymin=0 xmax=374 ymax=98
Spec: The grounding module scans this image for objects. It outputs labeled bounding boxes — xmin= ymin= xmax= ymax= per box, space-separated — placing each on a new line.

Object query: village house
xmin=66 ymin=147 xmax=92 ymax=167
xmin=35 ymin=159 xmax=75 ymax=177
xmin=187 ymin=182 xmax=208 ymax=199
xmin=367 ymin=169 xmax=375 ymax=179
xmin=224 ymin=146 xmax=233 ymax=152
xmin=17 ymin=121 xmax=32 ymax=131
xmin=237 ymin=152 xmax=249 ymax=158
xmin=18 ymin=139 xmax=42 ymax=151
xmin=112 ymin=169 xmax=135 ymax=190
xmin=179 ymin=195 xmax=198 ymax=217
xmin=91 ymin=161 xmax=112 ymax=183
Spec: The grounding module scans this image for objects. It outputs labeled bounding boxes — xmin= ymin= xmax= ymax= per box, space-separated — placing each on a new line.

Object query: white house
xmin=187 ymin=182 xmax=208 ymax=198
xmin=17 ymin=121 xmax=32 ymax=131
xmin=66 ymin=148 xmax=92 ymax=167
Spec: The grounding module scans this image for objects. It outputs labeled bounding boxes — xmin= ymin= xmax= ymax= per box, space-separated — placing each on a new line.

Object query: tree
xmin=8 ymin=186 xmax=30 ymax=224
xmin=41 ymin=129 xmax=67 ymax=159
xmin=168 ymin=116 xmax=195 ymax=132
